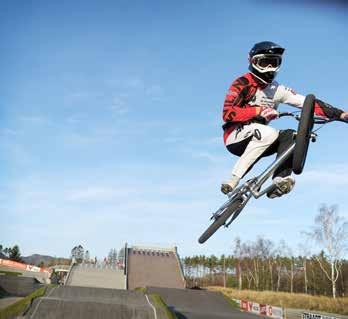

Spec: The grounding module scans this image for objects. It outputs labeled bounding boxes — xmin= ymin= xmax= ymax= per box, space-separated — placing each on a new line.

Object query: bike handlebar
xmin=278 ymin=112 xmax=335 ymax=125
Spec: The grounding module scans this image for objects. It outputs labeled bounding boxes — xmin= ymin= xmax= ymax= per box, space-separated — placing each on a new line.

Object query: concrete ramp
xmin=66 ymin=264 xmax=126 ymax=289
xmin=0 ymin=265 xmax=50 ymax=283
xmin=127 ymin=246 xmax=185 ymax=290
xmin=0 ymin=276 xmax=44 ymax=297
xmin=147 ymin=287 xmax=260 ymax=319
xmin=26 ymin=286 xmax=160 ymax=319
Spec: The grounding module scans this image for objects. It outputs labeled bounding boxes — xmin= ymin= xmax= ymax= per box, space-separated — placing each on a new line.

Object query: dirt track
xmin=147 ymin=287 xmax=263 ymax=319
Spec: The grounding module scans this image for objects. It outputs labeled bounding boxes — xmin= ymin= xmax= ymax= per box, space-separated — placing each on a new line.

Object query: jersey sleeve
xmin=222 ymin=77 xmax=259 ymax=123
xmin=276 ymin=85 xmax=344 ymax=120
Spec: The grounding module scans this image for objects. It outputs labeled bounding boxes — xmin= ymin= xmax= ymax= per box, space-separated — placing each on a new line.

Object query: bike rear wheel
xmin=292 ymin=94 xmax=315 ymax=175
xmin=198 ymin=197 xmax=243 ymax=244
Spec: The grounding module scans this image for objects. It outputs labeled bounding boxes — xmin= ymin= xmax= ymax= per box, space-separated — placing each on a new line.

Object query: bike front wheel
xmin=198 ymin=197 xmax=243 ymax=244
xmin=293 ymin=94 xmax=315 ymax=175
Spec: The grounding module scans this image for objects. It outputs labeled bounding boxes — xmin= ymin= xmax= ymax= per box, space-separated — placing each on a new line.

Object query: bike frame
xmin=214 ymin=129 xmax=318 ymax=224
xmin=250 ymin=141 xmax=296 ymax=198
xmin=213 ymin=141 xmax=296 ymax=224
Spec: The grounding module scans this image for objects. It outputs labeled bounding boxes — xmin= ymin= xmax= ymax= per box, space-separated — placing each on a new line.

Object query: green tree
xmin=9 ymin=245 xmax=22 ymax=262
xmin=71 ymin=245 xmax=84 ymax=263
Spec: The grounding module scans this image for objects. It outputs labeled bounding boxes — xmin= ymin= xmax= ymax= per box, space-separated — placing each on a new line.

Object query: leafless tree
xmin=233 ymin=237 xmax=243 ymax=290
xmin=305 ymin=204 xmax=348 ymax=298
xmin=298 ymin=243 xmax=312 ymax=294
xmin=274 ymin=240 xmax=287 ymax=292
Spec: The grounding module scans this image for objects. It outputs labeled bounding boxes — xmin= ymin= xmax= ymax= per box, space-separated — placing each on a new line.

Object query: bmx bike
xmin=198 ymin=94 xmax=344 ymax=244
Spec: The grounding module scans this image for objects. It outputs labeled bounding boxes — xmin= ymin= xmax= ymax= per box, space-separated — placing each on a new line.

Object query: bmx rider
xmin=221 ymin=41 xmax=348 ymax=198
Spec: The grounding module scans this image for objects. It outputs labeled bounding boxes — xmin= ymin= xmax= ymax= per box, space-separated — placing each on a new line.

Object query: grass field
xmin=208 ymin=287 xmax=348 ymax=316
xmin=0 ymin=287 xmax=46 ymax=319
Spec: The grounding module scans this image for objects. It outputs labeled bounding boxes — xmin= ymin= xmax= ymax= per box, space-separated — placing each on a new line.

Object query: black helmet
xmin=248 ymin=41 xmax=285 ymax=83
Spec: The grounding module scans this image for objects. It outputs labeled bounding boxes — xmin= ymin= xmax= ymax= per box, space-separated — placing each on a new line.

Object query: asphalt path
xmin=26 ymin=286 xmax=162 ymax=319
xmin=147 ymin=287 xmax=265 ymax=319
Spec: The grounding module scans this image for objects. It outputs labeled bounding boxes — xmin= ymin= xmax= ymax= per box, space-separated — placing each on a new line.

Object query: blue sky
xmin=1 ymin=1 xmax=348 ymax=260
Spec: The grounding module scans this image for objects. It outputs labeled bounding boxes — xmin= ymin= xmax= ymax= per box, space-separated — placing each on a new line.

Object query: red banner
xmin=241 ymin=300 xmax=249 ymax=311
xmin=260 ymin=304 xmax=267 ymax=315
xmin=0 ymin=259 xmax=49 ymax=273
xmin=238 ymin=298 xmax=283 ymax=319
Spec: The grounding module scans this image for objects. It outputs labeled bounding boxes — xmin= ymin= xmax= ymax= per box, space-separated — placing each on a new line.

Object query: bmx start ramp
xmin=147 ymin=287 xmax=261 ymax=319
xmin=127 ymin=246 xmax=186 ymax=290
xmin=66 ymin=263 xmax=126 ymax=289
xmin=26 ymin=286 xmax=167 ymax=319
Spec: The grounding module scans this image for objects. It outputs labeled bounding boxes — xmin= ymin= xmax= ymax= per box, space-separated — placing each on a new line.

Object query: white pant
xmin=226 ymin=123 xmax=279 ymax=178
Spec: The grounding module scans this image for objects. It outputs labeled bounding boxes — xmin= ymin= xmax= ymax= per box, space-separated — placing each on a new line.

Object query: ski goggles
xmin=251 ymin=54 xmax=282 ymax=69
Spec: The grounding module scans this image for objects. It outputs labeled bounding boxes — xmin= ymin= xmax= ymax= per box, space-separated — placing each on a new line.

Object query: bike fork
xmin=224 ymin=192 xmax=252 ymax=227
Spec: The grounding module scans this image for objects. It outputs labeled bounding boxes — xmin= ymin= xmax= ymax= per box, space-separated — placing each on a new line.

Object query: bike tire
xmin=198 ymin=198 xmax=243 ymax=244
xmin=292 ymin=94 xmax=315 ymax=175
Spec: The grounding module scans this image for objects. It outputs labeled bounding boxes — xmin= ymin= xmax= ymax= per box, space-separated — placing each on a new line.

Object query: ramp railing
xmin=63 ymin=259 xmax=76 ymax=286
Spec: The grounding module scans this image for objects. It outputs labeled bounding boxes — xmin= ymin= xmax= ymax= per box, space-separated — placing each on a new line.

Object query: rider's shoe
xmin=267 ymin=176 xmax=295 ymax=199
xmin=221 ymin=176 xmax=240 ymax=195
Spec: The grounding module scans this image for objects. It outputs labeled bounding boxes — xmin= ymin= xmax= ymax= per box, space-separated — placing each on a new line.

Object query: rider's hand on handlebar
xmin=258 ymin=106 xmax=279 ymax=122
xmin=340 ymin=112 xmax=348 ymax=122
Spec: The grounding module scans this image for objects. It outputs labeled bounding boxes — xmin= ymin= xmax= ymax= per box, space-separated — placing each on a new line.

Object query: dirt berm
xmin=147 ymin=287 xmax=263 ymax=319
xmin=25 ymin=286 xmax=168 ymax=319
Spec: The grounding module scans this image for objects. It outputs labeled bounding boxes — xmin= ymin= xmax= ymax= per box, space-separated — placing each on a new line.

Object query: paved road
xmin=0 ymin=276 xmax=44 ymax=297
xmin=147 ymin=287 xmax=264 ymax=319
xmin=26 ymin=286 xmax=166 ymax=319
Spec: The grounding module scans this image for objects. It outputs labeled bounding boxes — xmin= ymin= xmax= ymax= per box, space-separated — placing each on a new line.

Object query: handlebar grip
xmin=278 ymin=112 xmax=293 ymax=118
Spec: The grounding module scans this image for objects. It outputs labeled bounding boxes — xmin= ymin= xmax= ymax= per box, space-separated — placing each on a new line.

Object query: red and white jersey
xmin=222 ymin=72 xmax=343 ymax=144
xmin=249 ymin=82 xmax=304 ymax=109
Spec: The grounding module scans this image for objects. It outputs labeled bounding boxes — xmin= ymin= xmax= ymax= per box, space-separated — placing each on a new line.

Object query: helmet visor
xmin=252 ymin=54 xmax=282 ymax=69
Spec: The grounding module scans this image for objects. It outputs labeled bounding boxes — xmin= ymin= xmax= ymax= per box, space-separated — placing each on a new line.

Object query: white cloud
xmin=145 ymin=85 xmax=163 ymax=101
xmin=1 ymin=128 xmax=19 ymax=136
xmin=110 ymin=96 xmax=129 ymax=115
xmin=126 ymin=78 xmax=144 ymax=89
xmin=66 ymin=115 xmax=87 ymax=124
xmin=67 ymin=186 xmax=132 ymax=202
xmin=299 ymin=164 xmax=348 ymax=187
xmin=19 ymin=115 xmax=50 ymax=125
xmin=186 ymin=150 xmax=225 ymax=164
